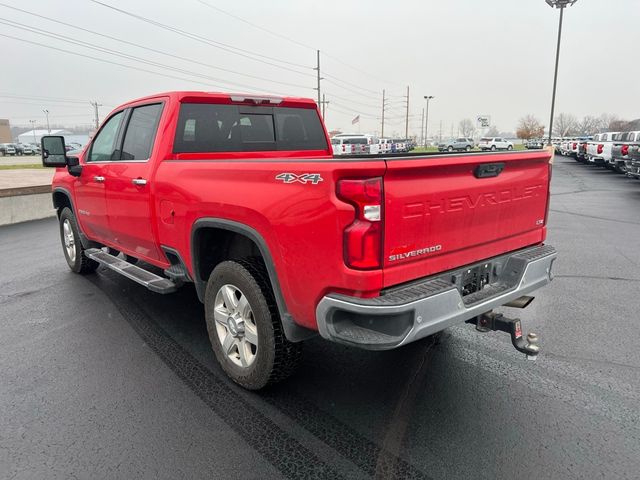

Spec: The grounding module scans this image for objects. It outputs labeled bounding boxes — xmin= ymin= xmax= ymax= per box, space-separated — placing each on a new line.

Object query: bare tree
xmin=596 ymin=113 xmax=623 ymax=132
xmin=553 ymin=113 xmax=578 ymax=137
xmin=485 ymin=126 xmax=499 ymax=137
xmin=516 ymin=115 xmax=545 ymax=140
xmin=458 ymin=119 xmax=475 ymax=138
xmin=576 ymin=116 xmax=600 ymax=135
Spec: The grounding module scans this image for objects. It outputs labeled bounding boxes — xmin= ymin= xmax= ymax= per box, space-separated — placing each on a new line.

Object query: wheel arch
xmin=191 ymin=218 xmax=315 ymax=342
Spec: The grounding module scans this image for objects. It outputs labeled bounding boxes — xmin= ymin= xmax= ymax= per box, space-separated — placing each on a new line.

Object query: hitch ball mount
xmin=472 ymin=311 xmax=540 ymax=360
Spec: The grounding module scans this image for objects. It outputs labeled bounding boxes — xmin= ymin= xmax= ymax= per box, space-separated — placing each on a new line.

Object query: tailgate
xmin=382 ymin=151 xmax=551 ymax=288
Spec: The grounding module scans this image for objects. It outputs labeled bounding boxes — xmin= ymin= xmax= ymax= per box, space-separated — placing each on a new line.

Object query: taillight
xmin=573 ymin=142 xmax=577 ymax=149
xmin=597 ymin=144 xmax=604 ymax=154
xmin=622 ymin=145 xmax=629 ymax=156
xmin=342 ymin=145 xmax=346 ymax=152
xmin=337 ymin=178 xmax=383 ymax=270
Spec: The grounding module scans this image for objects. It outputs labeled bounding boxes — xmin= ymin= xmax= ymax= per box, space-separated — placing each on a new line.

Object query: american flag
xmin=352 ymin=115 xmax=360 ymax=125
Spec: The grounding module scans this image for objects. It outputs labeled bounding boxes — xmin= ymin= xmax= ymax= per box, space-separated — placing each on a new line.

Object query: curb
xmin=0 ymin=185 xmax=55 ymax=226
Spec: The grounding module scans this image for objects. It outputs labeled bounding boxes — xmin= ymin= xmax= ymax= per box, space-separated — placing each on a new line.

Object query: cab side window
xmin=120 ymin=104 xmax=163 ymax=161
xmin=89 ymin=111 xmax=124 ymax=162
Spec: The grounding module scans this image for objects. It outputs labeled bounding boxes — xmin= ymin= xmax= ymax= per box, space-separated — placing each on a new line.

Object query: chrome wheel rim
xmin=214 ymin=284 xmax=258 ymax=368
xmin=62 ymin=219 xmax=76 ymax=263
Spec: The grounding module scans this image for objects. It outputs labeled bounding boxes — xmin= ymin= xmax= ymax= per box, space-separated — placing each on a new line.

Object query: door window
xmin=88 ymin=111 xmax=124 ymax=162
xmin=120 ymin=104 xmax=163 ymax=161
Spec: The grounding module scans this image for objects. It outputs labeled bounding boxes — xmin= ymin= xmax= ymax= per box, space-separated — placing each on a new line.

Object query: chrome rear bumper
xmin=316 ymin=245 xmax=557 ymax=350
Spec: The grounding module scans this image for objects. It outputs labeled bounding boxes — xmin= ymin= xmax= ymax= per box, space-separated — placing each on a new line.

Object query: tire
xmin=491 ymin=145 xmax=497 ymax=151
xmin=59 ymin=207 xmax=99 ymax=274
xmin=447 ymin=146 xmax=453 ymax=152
xmin=465 ymin=145 xmax=471 ymax=152
xmin=204 ymin=258 xmax=302 ymax=390
xmin=507 ymin=145 xmax=513 ymax=151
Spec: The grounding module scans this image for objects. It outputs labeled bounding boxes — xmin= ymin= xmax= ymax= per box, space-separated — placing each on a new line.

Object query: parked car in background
xmin=627 ymin=145 xmax=640 ymax=179
xmin=478 ymin=137 xmax=513 ymax=151
xmin=611 ymin=131 xmax=640 ymax=174
xmin=586 ymin=132 xmax=619 ymax=167
xmin=20 ymin=144 xmax=34 ymax=155
xmin=29 ymin=143 xmax=41 ymax=154
xmin=438 ymin=137 xmax=474 ymax=152
xmin=377 ymin=138 xmax=392 ymax=154
xmin=526 ymin=138 xmax=545 ymax=149
xmin=331 ymin=135 xmax=369 ymax=155
xmin=0 ymin=143 xmax=17 ymax=156
xmin=577 ymin=139 xmax=590 ymax=162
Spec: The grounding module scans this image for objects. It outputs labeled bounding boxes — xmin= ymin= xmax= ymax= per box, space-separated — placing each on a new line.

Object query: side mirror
xmin=41 ymin=136 xmax=68 ymax=167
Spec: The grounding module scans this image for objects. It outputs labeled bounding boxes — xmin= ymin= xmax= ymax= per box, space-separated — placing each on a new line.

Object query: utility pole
xmin=320 ymin=94 xmax=329 ymax=120
xmin=424 ymin=96 xmax=434 ymax=146
xmin=439 ymin=120 xmax=442 ymax=142
xmin=420 ymin=108 xmax=425 ymax=146
xmin=42 ymin=109 xmax=50 ymax=133
xmin=314 ymin=50 xmax=322 ymax=108
xmin=404 ymin=86 xmax=410 ymax=139
xmin=29 ymin=120 xmax=37 ymax=144
xmin=381 ymin=89 xmax=386 ymax=138
xmin=90 ymin=101 xmax=102 ymax=130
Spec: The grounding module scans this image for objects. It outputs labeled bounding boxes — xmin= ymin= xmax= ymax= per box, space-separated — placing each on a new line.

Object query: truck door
xmin=74 ymin=110 xmax=125 ymax=242
xmin=104 ymin=103 xmax=164 ymax=263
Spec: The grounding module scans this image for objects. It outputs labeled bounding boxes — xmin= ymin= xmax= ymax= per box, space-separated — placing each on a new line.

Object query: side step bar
xmin=86 ymin=248 xmax=177 ymax=294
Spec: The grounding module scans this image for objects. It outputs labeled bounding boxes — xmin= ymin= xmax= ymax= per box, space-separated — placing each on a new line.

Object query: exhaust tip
xmin=504 ymin=296 xmax=535 ymax=309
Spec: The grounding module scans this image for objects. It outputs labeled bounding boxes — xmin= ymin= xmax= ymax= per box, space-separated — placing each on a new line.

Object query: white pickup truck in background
xmin=586 ymin=132 xmax=619 ymax=167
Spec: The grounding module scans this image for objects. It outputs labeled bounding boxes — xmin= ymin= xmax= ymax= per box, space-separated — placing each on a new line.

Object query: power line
xmin=89 ymin=1 xmax=314 ymax=75
xmin=190 ymin=0 xmax=403 ymax=89
xmin=324 ymin=92 xmax=380 ymax=111
xmin=194 ymin=0 xmax=316 ymax=51
xmin=0 ymin=19 xmax=293 ymax=95
xmin=0 ymin=3 xmax=312 ymax=91
xmin=0 ymin=32 xmax=257 ymax=92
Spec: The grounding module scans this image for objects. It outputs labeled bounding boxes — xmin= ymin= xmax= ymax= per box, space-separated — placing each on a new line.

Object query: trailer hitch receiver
xmin=475 ymin=312 xmax=540 ymax=360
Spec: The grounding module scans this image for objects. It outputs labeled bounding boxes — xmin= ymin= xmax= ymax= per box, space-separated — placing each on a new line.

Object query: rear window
xmin=480 ymin=137 xmax=491 ymax=141
xmin=173 ymin=104 xmax=328 ymax=153
xmin=343 ymin=138 xmax=368 ymax=145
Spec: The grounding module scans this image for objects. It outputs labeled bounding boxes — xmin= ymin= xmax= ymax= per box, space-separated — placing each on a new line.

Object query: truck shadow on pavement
xmin=87 ymin=268 xmax=439 ymax=480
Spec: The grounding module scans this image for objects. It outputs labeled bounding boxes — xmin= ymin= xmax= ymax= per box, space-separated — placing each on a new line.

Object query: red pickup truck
xmin=41 ymin=91 xmax=557 ymax=389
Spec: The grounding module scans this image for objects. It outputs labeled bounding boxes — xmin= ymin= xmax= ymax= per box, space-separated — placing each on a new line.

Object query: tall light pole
xmin=423 ymin=96 xmax=434 ymax=147
xmin=42 ymin=109 xmax=50 ymax=133
xmin=545 ymin=0 xmax=578 ymax=145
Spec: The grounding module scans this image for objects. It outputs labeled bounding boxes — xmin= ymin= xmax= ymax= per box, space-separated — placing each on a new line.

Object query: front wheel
xmin=507 ymin=145 xmax=513 ymax=151
xmin=491 ymin=145 xmax=497 ymax=151
xmin=447 ymin=146 xmax=453 ymax=152
xmin=205 ymin=259 xmax=302 ymax=390
xmin=465 ymin=145 xmax=471 ymax=152
xmin=59 ymin=207 xmax=98 ymax=274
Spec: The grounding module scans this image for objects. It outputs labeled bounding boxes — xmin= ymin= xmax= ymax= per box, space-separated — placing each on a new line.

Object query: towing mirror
xmin=41 ymin=136 xmax=68 ymax=167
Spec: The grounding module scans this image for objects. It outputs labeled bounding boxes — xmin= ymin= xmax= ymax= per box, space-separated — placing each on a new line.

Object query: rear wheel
xmin=204 ymin=259 xmax=302 ymax=390
xmin=491 ymin=145 xmax=497 ymax=151
xmin=59 ymin=207 xmax=98 ymax=274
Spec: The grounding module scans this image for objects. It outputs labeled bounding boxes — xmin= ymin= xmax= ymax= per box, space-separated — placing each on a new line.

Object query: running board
xmin=86 ymin=248 xmax=177 ymax=294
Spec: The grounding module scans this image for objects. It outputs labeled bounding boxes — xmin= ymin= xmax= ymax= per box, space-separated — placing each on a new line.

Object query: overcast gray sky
xmin=1 ymin=0 xmax=638 ymax=137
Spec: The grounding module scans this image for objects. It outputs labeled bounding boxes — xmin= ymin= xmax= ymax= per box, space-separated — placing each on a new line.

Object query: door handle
xmin=93 ymin=176 xmax=105 ymax=183
xmin=132 ymin=178 xmax=147 ymax=186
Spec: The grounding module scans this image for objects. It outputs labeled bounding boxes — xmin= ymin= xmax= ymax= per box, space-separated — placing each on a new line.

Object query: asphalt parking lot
xmin=1 ymin=155 xmax=639 ymax=480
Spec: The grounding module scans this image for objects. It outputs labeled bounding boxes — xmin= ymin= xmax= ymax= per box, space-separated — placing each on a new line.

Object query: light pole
xmin=29 ymin=120 xmax=37 ymax=144
xmin=423 ymin=96 xmax=434 ymax=147
xmin=42 ymin=109 xmax=50 ymax=133
xmin=545 ymin=0 xmax=578 ymax=145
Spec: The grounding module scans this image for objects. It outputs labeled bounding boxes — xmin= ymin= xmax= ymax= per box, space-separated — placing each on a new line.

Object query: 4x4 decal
xmin=275 ymin=173 xmax=323 ymax=185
